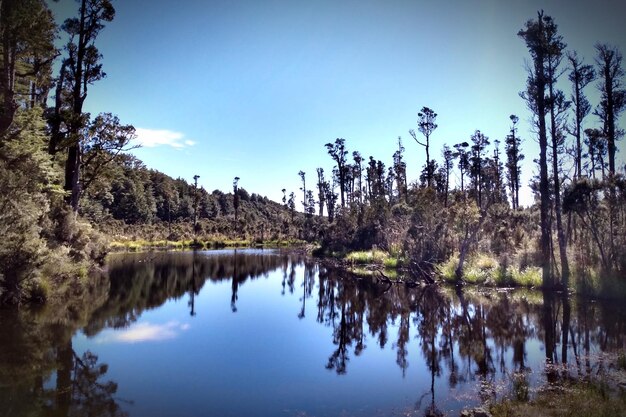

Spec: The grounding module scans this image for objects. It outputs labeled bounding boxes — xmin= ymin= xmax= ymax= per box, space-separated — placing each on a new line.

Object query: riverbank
xmin=320 ymin=249 xmax=626 ymax=299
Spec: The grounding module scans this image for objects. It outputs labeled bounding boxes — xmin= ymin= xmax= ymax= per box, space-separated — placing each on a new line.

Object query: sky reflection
xmin=96 ymin=321 xmax=190 ymax=344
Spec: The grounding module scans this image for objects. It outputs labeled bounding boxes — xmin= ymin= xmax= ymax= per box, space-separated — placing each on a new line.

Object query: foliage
xmin=437 ymin=253 xmax=542 ymax=288
xmin=0 ymin=109 xmax=108 ymax=304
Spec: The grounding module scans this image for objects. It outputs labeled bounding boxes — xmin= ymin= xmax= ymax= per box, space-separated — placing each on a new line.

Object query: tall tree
xmin=193 ymin=174 xmax=200 ymax=235
xmin=441 ymin=144 xmax=454 ymax=207
xmin=316 ymin=168 xmax=326 ymax=217
xmin=298 ymin=170 xmax=306 ymax=212
xmin=352 ymin=151 xmax=363 ymax=205
xmin=233 ymin=176 xmax=240 ymax=221
xmin=54 ymin=0 xmax=115 ymax=211
xmin=410 ymin=107 xmax=438 ymax=187
xmin=454 ymin=141 xmax=470 ymax=197
xmin=325 ymin=138 xmax=348 ymax=207
xmin=594 ymin=43 xmax=626 ymax=176
xmin=505 ymin=115 xmax=524 ymax=210
xmin=519 ymin=11 xmax=554 ymax=287
xmin=287 ymin=191 xmax=296 ymax=222
xmin=545 ymin=19 xmax=570 ymax=285
xmin=0 ymin=0 xmax=56 ymax=135
xmin=393 ymin=137 xmax=408 ymax=203
xmin=491 ymin=139 xmax=506 ymax=205
xmin=567 ymin=52 xmax=595 ymax=179
xmin=469 ymin=130 xmax=489 ymax=208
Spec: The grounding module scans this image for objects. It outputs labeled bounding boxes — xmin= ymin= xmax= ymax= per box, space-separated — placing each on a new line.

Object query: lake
xmin=1 ymin=249 xmax=625 ymax=417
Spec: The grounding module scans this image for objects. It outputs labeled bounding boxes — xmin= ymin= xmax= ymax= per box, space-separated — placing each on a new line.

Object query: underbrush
xmin=437 ymin=253 xmax=542 ymax=288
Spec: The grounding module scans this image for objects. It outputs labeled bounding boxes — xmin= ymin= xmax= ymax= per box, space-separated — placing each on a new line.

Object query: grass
xmin=490 ymin=379 xmax=626 ymax=417
xmin=344 ymin=249 xmax=403 ymax=270
xmin=437 ymin=253 xmax=542 ymax=288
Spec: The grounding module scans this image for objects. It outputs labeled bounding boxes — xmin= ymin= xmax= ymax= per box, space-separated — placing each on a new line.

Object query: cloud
xmin=96 ymin=321 xmax=190 ymax=344
xmin=134 ymin=128 xmax=197 ymax=148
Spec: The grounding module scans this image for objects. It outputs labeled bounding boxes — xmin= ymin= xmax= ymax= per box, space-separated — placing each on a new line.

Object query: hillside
xmin=80 ymin=153 xmax=315 ymax=243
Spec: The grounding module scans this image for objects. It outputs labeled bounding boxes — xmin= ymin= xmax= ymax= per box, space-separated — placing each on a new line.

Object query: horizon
xmin=48 ymin=0 xmax=626 ymax=209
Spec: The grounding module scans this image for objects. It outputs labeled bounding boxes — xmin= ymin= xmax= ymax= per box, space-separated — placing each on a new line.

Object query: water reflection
xmin=0 ymin=278 xmax=127 ymax=417
xmin=1 ymin=250 xmax=625 ymax=417
xmin=312 ymin=267 xmax=626 ymax=413
xmin=85 ymin=249 xmax=291 ymax=335
xmin=95 ymin=320 xmax=190 ymax=344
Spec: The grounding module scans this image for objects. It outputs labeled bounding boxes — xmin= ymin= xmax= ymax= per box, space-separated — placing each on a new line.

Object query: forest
xmin=0 ymin=1 xmax=625 ymax=305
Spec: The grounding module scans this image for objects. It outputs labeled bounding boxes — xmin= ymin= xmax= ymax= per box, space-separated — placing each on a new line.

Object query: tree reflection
xmin=0 ymin=301 xmax=126 ymax=417
xmin=314 ymin=265 xmax=626 ymax=413
xmin=86 ymin=250 xmax=288 ymax=331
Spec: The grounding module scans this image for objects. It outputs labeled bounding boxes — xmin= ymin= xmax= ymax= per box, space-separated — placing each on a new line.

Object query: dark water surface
xmin=1 ymin=249 xmax=625 ymax=417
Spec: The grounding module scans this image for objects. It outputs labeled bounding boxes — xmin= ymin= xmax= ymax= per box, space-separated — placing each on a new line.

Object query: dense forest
xmin=0 ymin=1 xmax=625 ymax=304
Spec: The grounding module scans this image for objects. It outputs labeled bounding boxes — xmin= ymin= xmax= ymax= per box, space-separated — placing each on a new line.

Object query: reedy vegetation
xmin=0 ymin=3 xmax=624 ymax=304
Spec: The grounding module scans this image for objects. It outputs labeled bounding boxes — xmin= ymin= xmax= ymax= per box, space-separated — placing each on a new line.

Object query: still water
xmin=1 ymin=249 xmax=625 ymax=417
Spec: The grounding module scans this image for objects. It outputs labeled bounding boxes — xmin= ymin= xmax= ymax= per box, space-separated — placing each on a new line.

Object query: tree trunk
xmin=535 ymin=33 xmax=553 ymax=287
xmin=0 ymin=12 xmax=17 ymax=136
xmin=548 ymin=75 xmax=570 ymax=288
xmin=64 ymin=144 xmax=81 ymax=211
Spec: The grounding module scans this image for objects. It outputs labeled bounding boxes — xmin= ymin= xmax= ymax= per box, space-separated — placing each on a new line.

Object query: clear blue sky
xmin=49 ymin=0 xmax=626 ymax=209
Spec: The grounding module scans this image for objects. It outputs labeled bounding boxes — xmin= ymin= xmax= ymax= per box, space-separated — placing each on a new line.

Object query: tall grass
xmin=345 ymin=249 xmax=403 ymax=269
xmin=437 ymin=253 xmax=542 ymax=288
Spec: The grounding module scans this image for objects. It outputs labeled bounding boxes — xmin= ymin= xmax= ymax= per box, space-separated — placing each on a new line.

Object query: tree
xmin=519 ymin=11 xmax=554 ymax=287
xmin=584 ymin=128 xmax=606 ymax=178
xmin=441 ymin=144 xmax=454 ymax=207
xmin=505 ymin=115 xmax=524 ymax=210
xmin=287 ymin=191 xmax=296 ymax=222
xmin=594 ymin=44 xmax=626 ymax=176
xmin=79 ymin=112 xmax=137 ymax=199
xmin=305 ymin=190 xmax=315 ymax=218
xmin=0 ymin=0 xmax=56 ymax=135
xmin=233 ymin=176 xmax=240 ymax=221
xmin=393 ymin=137 xmax=408 ymax=203
xmin=410 ymin=107 xmax=438 ymax=187
xmin=454 ymin=142 xmax=470 ymax=197
xmin=193 ymin=174 xmax=200 ymax=236
xmin=544 ymin=19 xmax=570 ymax=285
xmin=53 ymin=0 xmax=115 ymax=211
xmin=316 ymin=168 xmax=326 ymax=217
xmin=469 ymin=130 xmax=490 ymax=208
xmin=352 ymin=151 xmax=363 ymax=204
xmin=325 ymin=138 xmax=348 ymax=207
xmin=0 ymin=110 xmax=52 ymax=303
xmin=324 ymin=179 xmax=337 ymax=223
xmin=567 ymin=51 xmax=595 ymax=179
xmin=490 ymin=139 xmax=506 ymax=205
xmin=298 ymin=170 xmax=306 ymax=212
